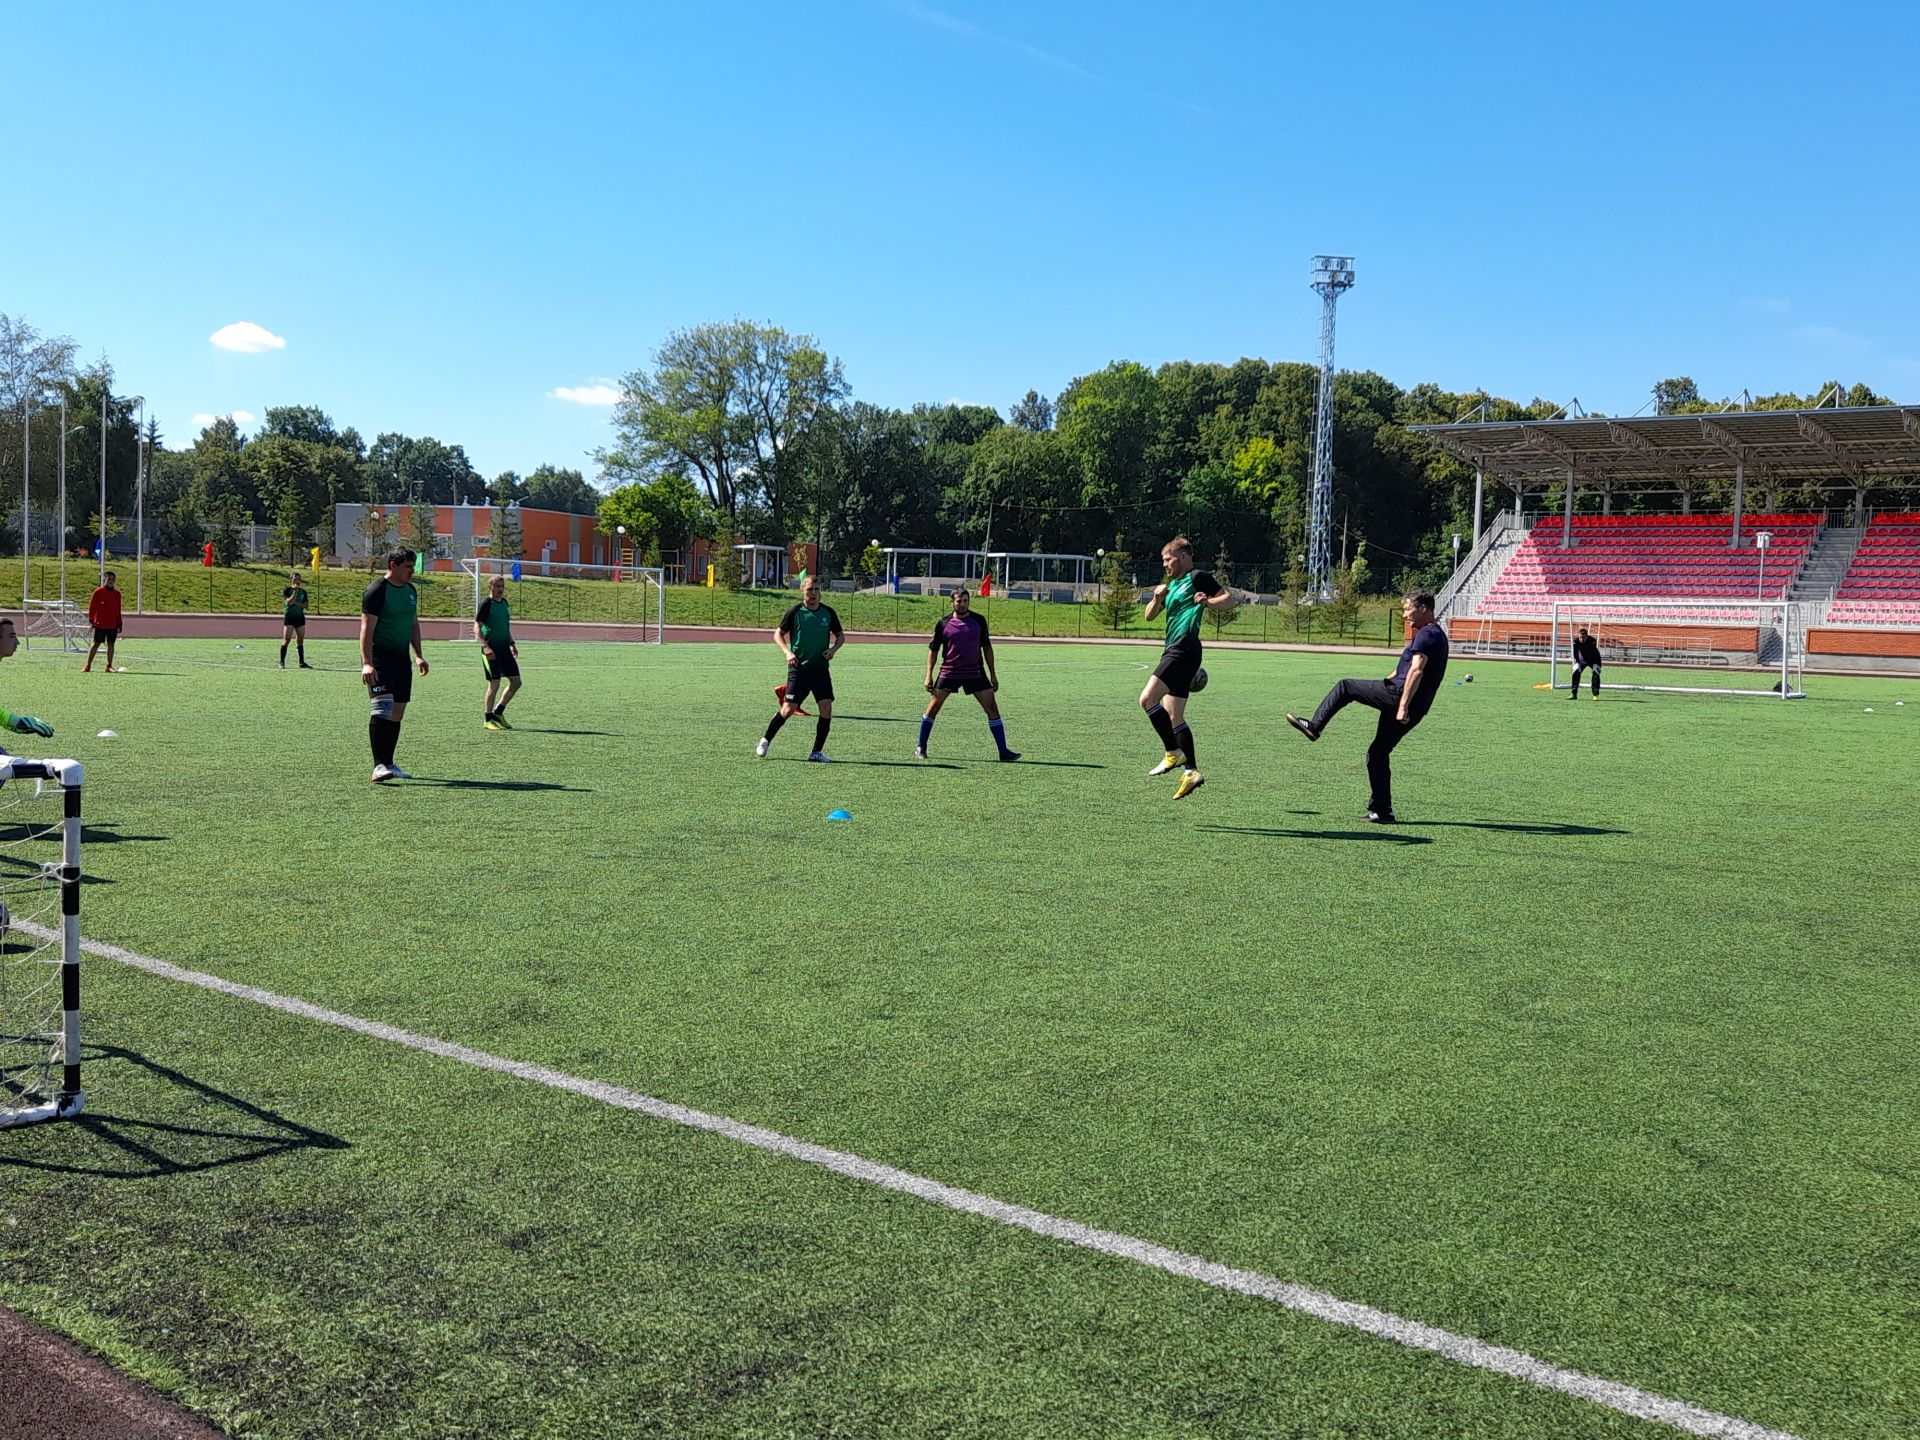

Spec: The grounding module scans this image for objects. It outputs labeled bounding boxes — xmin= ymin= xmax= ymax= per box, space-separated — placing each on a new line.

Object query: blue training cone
xmin=827 ymin=809 xmax=853 ymax=821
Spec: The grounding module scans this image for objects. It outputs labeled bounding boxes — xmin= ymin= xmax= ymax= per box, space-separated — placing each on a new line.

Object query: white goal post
xmin=458 ymin=558 xmax=666 ymax=643
xmin=1548 ymin=599 xmax=1805 ymax=698
xmin=0 ymin=757 xmax=86 ymax=1129
xmin=23 ymin=599 xmax=87 ymax=653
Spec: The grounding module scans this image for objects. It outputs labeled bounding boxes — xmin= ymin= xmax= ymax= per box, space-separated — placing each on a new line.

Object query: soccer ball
xmin=1464 ymin=674 xmax=1474 ymax=683
xmin=1189 ymin=667 xmax=1209 ymax=693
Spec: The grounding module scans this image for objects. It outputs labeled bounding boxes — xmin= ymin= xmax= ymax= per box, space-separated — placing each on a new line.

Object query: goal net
xmin=23 ymin=599 xmax=87 ymax=653
xmin=1548 ymin=599 xmax=1805 ymax=698
xmin=458 ymin=558 xmax=666 ymax=642
xmin=0 ymin=757 xmax=86 ymax=1129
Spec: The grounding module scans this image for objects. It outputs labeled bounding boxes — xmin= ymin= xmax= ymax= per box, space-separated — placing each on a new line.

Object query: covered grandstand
xmin=1414 ymin=403 xmax=1920 ymax=668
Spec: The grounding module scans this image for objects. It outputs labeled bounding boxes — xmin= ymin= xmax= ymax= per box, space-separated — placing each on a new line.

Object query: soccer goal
xmin=23 ymin=598 xmax=87 ymax=653
xmin=458 ymin=557 xmax=666 ymax=643
xmin=0 ymin=757 xmax=86 ymax=1130
xmin=1548 ymin=599 xmax=1805 ymax=698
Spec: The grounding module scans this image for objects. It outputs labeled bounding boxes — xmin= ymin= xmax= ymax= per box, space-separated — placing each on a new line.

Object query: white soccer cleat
xmin=371 ymin=764 xmax=395 ymax=783
xmin=754 ymin=738 xmax=770 ymax=758
xmin=1148 ymin=752 xmax=1183 ymax=776
xmin=806 ymin=751 xmax=831 ymax=762
xmin=386 ymin=765 xmax=413 ymax=780
xmin=913 ymin=746 xmax=928 ymax=759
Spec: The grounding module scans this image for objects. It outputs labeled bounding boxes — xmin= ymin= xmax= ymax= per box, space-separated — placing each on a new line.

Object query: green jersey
xmin=361 ymin=577 xmax=418 ymax=655
xmin=475 ymin=597 xmax=513 ymax=649
xmin=1162 ymin=570 xmax=1223 ymax=648
xmin=282 ymin=585 xmax=308 ymax=620
xmin=779 ymin=601 xmax=842 ymax=665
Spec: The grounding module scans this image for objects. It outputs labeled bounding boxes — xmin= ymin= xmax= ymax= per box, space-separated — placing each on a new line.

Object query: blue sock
xmin=918 ymin=715 xmax=934 ymax=750
xmin=989 ymin=717 xmax=1008 ymax=753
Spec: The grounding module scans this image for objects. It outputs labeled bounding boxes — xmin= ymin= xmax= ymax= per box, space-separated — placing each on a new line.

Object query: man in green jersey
xmin=279 ymin=572 xmax=313 ymax=668
xmin=474 ymin=574 xmax=521 ymax=729
xmin=756 ymin=575 xmax=843 ymax=761
xmin=1140 ymin=536 xmax=1233 ymax=800
xmin=359 ymin=549 xmax=429 ymax=782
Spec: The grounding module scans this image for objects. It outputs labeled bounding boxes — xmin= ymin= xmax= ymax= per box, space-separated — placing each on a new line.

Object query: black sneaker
xmin=1365 ymin=809 xmax=1399 ymax=824
xmin=998 ymin=750 xmax=1021 ymax=762
xmin=1286 ymin=713 xmax=1320 ymax=742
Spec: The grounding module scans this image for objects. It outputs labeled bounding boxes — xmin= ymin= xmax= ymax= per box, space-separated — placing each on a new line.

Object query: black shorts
xmin=370 ymin=651 xmax=414 ymax=707
xmin=483 ymin=647 xmax=520 ymax=680
xmin=933 ymin=671 xmax=993 ymax=695
xmin=785 ymin=660 xmax=833 ymax=706
xmin=92 ymin=626 xmax=119 ymax=645
xmin=283 ymin=614 xmax=306 ymax=629
xmin=1153 ymin=643 xmax=1203 ymax=698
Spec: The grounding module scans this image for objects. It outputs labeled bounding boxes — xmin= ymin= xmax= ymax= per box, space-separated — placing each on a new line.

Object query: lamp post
xmin=1452 ymin=532 xmax=1462 ymax=573
xmin=1755 ymin=529 xmax=1772 ymax=601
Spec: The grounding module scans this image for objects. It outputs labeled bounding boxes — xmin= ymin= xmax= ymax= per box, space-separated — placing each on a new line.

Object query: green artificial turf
xmin=0 ymin=636 xmax=1913 ymax=1439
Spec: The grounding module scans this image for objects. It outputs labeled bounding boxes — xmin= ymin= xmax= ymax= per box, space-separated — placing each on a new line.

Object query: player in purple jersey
xmin=916 ymin=587 xmax=1017 ymax=761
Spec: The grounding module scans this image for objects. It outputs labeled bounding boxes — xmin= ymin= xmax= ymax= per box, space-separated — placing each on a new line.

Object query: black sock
xmin=280 ymin=643 xmax=288 ymax=662
xmin=297 ymin=642 xmax=306 ymax=662
xmin=372 ymin=718 xmax=400 ymax=766
xmin=814 ymin=716 xmax=831 ymax=752
xmin=763 ymin=712 xmax=788 ymax=742
xmin=369 ymin=716 xmax=382 ymax=762
xmin=1146 ymin=703 xmax=1177 ymax=750
xmin=1174 ymin=722 xmax=1196 ymax=769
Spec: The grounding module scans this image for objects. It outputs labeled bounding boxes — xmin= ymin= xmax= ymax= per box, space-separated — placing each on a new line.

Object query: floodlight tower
xmin=1307 ymin=255 xmax=1355 ymax=601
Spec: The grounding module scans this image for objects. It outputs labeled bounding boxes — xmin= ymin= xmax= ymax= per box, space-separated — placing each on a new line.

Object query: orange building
xmin=333 ymin=502 xmax=615 ymax=572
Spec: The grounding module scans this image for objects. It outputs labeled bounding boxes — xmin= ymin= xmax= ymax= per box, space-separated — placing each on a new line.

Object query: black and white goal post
xmin=457 ymin=556 xmax=667 ymax=643
xmin=0 ymin=757 xmax=86 ymax=1130
xmin=1547 ymin=599 xmax=1805 ymax=698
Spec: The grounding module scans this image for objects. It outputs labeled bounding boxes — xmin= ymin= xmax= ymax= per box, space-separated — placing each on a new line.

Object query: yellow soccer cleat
xmin=1173 ymin=769 xmax=1205 ymax=800
xmin=1148 ymin=752 xmax=1184 ymax=777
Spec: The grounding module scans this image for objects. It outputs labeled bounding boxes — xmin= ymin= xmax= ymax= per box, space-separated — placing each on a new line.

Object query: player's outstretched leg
xmin=975 ymin=689 xmax=1016 ymax=761
xmin=495 ymin=676 xmax=521 ymax=726
xmin=808 ymin=703 xmax=833 ymax=762
xmin=917 ymin=687 xmax=948 ymax=759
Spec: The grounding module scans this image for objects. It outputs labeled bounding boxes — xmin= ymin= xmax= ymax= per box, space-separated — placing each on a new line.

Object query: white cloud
xmin=549 ymin=381 xmax=622 ymax=406
xmin=190 ymin=410 xmax=255 ymax=430
xmin=210 ymin=321 xmax=286 ymax=353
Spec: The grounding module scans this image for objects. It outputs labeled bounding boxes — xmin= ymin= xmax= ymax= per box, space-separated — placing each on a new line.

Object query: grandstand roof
xmin=1412 ymin=405 xmax=1920 ymax=486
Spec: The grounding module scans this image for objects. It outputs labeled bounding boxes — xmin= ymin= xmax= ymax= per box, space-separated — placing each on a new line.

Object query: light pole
xmin=1755 ymin=529 xmax=1772 ymax=601
xmin=133 ymin=398 xmax=147 ymax=612
xmin=1452 ymin=532 xmax=1462 ymax=573
xmin=98 ymin=383 xmax=108 ymax=581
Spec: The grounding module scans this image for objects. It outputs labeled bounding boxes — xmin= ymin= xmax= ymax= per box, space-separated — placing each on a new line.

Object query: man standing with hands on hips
xmin=360 ymin=549 xmax=429 ymax=782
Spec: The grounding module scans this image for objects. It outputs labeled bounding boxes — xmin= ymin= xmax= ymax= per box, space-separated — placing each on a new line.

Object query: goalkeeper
xmin=0 ymin=619 xmax=54 ymax=744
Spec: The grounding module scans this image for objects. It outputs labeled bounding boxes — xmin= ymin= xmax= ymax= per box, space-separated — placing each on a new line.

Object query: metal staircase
xmin=1788 ymin=526 xmax=1865 ymax=632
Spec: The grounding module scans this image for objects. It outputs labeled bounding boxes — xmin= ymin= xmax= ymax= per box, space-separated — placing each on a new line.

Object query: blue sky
xmin=5 ymin=0 xmax=1916 ymax=480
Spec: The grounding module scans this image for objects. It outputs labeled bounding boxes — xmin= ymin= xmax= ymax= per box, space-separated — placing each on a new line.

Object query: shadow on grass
xmin=1408 ymin=819 xmax=1629 ymax=837
xmin=0 ymin=1045 xmax=349 ymax=1179
xmin=831 ymin=714 xmax=916 ymax=724
xmin=516 ymin=728 xmax=617 ymax=736
xmin=402 ymin=778 xmax=591 ymax=792
xmin=775 ymin=758 xmax=962 ymax=770
xmin=0 ymin=823 xmax=167 ymax=848
xmin=1200 ymin=824 xmax=1433 ymax=846
xmin=957 ymin=758 xmax=1107 ymax=769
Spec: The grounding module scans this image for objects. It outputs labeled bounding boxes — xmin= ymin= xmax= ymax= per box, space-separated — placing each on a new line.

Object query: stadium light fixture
xmin=1755 ymin=529 xmax=1772 ymax=599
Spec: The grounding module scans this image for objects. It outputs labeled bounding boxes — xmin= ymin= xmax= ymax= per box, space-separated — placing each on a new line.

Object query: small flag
xmin=979 ymin=573 xmax=992 ymax=598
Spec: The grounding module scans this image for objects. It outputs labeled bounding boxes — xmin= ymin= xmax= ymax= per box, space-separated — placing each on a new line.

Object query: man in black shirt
xmin=1285 ymin=591 xmax=1449 ymax=823
xmin=756 ymin=576 xmax=843 ymax=761
xmin=1570 ymin=626 xmax=1603 ymax=699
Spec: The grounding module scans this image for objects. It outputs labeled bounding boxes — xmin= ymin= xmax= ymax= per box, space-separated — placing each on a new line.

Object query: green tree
xmin=154 ymin=491 xmax=204 ymax=559
xmin=1009 ymin=388 xmax=1054 ymax=432
xmin=355 ymin=505 xmax=395 ymax=571
xmin=522 ymin=464 xmax=600 ymax=515
xmin=1091 ymin=549 xmax=1135 ymax=631
xmin=405 ymin=500 xmax=437 ymax=563
xmin=490 ymin=498 xmax=521 ymax=561
xmin=210 ymin=494 xmax=245 ymax=566
xmin=271 ymin=482 xmax=306 ymax=565
xmin=1207 ymin=543 xmax=1240 ymax=636
xmin=606 ymin=319 xmax=848 ymax=532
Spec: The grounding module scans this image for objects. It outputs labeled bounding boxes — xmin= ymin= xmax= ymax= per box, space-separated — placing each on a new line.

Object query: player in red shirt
xmin=83 ymin=572 xmax=123 ymax=673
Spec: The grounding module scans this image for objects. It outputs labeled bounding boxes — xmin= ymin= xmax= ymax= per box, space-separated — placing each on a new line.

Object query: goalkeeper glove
xmin=0 ymin=711 xmax=52 ymax=738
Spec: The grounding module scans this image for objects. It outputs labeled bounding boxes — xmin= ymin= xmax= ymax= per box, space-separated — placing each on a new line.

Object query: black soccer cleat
xmin=998 ymin=750 xmax=1021 ymax=762
xmin=1365 ymin=809 xmax=1399 ymax=824
xmin=1285 ymin=713 xmax=1320 ymax=742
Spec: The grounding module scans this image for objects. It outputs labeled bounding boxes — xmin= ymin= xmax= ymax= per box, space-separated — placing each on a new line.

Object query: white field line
xmin=43 ymin=923 xmax=1804 ymax=1440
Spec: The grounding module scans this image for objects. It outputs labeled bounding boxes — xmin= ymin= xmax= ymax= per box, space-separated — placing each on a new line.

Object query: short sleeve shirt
xmin=930 ymin=612 xmax=990 ymax=676
xmin=475 ymin=597 xmax=513 ymax=649
xmin=283 ymin=586 xmax=308 ymax=619
xmin=362 ymin=578 xmax=419 ymax=656
xmin=779 ymin=602 xmax=842 ymax=665
xmin=1390 ymin=621 xmax=1450 ymax=717
xmin=1163 ymin=571 xmax=1223 ymax=649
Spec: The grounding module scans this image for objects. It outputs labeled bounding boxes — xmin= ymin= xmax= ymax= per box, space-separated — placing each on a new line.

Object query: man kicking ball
xmin=1285 ymin=590 xmax=1448 ymax=823
xmin=916 ymin=586 xmax=1016 ymax=760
